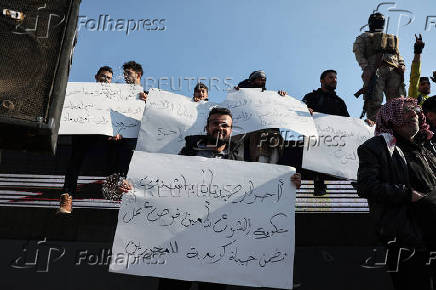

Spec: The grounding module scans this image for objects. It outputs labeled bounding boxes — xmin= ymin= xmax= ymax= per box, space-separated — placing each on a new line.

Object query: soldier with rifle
xmin=353 ymin=12 xmax=406 ymax=122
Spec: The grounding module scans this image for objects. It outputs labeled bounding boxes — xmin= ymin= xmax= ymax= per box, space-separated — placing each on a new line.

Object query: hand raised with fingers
xmin=414 ymin=34 xmax=425 ymax=54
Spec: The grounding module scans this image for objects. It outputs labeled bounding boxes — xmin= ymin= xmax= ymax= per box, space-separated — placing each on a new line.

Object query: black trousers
xmin=63 ymin=135 xmax=137 ymax=196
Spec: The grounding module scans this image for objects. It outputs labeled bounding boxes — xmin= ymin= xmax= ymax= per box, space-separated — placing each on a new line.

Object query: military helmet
xmin=368 ymin=12 xmax=385 ymax=32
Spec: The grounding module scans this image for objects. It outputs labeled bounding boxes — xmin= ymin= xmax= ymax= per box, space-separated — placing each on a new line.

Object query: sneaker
xmin=57 ymin=193 xmax=72 ymax=214
xmin=313 ymin=180 xmax=327 ymax=196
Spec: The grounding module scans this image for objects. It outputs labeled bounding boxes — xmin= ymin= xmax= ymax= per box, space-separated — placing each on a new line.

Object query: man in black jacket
xmin=156 ymin=106 xmax=301 ymax=289
xmin=302 ymin=70 xmax=349 ymax=117
xmin=356 ymin=97 xmax=436 ymax=290
xmin=301 ymin=70 xmax=349 ymax=195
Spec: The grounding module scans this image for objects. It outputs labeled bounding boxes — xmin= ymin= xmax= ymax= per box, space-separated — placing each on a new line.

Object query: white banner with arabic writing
xmin=301 ymin=113 xmax=375 ymax=180
xmin=136 ymin=88 xmax=317 ymax=154
xmin=110 ymin=151 xmax=295 ymax=289
xmin=59 ymin=82 xmax=145 ymax=138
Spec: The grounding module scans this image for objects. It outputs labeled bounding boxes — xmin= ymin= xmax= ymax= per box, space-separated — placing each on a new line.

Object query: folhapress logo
xmin=360 ymin=2 xmax=414 ymax=36
xmin=10 ymin=238 xmax=65 ymax=272
xmin=361 ymin=237 xmax=436 ymax=272
xmin=77 ymin=15 xmax=167 ymax=35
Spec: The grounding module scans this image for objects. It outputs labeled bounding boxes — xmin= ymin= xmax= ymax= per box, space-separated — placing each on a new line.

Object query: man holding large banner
xmin=58 ymin=67 xmax=146 ymax=214
xmin=111 ymin=106 xmax=301 ymax=289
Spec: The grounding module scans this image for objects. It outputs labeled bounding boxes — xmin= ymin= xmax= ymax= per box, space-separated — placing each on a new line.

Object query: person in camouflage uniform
xmin=353 ymin=12 xmax=406 ymax=121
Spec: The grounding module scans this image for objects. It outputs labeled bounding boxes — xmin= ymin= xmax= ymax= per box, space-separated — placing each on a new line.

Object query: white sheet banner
xmin=136 ymin=88 xmax=317 ymax=154
xmin=223 ymin=89 xmax=318 ymax=139
xmin=110 ymin=151 xmax=296 ymax=289
xmin=301 ymin=113 xmax=375 ymax=180
xmin=59 ymin=82 xmax=145 ymax=138
xmin=135 ymin=89 xmax=207 ymax=153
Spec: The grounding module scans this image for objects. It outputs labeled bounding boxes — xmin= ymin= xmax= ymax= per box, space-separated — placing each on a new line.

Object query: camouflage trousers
xmin=364 ymin=65 xmax=406 ymax=121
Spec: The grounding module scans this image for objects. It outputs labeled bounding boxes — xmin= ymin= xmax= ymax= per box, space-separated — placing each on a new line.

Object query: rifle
xmin=354 ymin=54 xmax=383 ymax=119
xmin=355 ymin=70 xmax=377 ymax=119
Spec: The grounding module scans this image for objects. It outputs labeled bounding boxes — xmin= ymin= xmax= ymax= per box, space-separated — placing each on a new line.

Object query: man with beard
xmin=124 ymin=106 xmax=299 ymax=290
xmin=302 ymin=70 xmax=349 ymax=117
xmin=301 ymin=70 xmax=349 ymax=196
xmin=408 ymin=35 xmax=432 ymax=105
xmin=179 ymin=107 xmax=244 ymax=159
xmin=123 ymin=60 xmax=148 ymax=101
xmin=159 ymin=107 xmax=242 ymax=290
xmin=116 ymin=105 xmax=302 ymax=289
xmin=109 ymin=61 xmax=147 ymax=178
xmin=356 ymin=97 xmax=436 ymax=289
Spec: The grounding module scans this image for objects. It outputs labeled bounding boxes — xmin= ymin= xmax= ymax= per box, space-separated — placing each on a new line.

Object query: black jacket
xmin=356 ymin=135 xmax=422 ymax=246
xmin=302 ymin=88 xmax=349 ymax=117
xmin=179 ymin=135 xmax=244 ymax=161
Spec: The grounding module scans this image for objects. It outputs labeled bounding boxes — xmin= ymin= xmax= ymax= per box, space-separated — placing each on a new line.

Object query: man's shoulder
xmin=332 ymin=92 xmax=346 ymax=103
xmin=237 ymin=79 xmax=252 ymax=88
xmin=355 ymin=32 xmax=369 ymax=41
xmin=355 ymin=31 xmax=387 ymax=41
xmin=179 ymin=135 xmax=207 ymax=156
xmin=359 ymin=135 xmax=386 ymax=152
xmin=303 ymin=89 xmax=320 ymax=99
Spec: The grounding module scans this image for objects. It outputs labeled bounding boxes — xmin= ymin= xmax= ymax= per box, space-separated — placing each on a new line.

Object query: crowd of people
xmin=57 ymin=12 xmax=436 ymax=290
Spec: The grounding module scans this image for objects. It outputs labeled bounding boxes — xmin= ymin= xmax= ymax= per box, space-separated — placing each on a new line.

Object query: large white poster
xmin=136 ymin=88 xmax=317 ymax=154
xmin=302 ymin=113 xmax=375 ymax=180
xmin=110 ymin=151 xmax=296 ymax=289
xmin=224 ymin=89 xmax=318 ymax=140
xmin=59 ymin=82 xmax=145 ymax=138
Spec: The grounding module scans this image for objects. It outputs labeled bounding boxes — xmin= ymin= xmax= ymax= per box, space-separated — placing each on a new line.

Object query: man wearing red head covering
xmin=356 ymin=97 xmax=436 ymax=290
